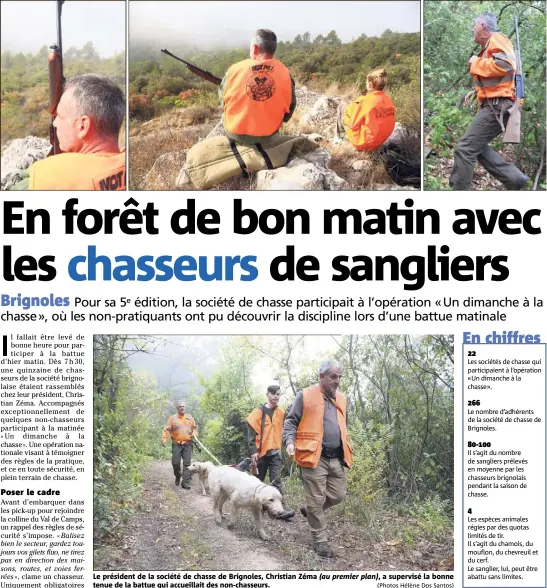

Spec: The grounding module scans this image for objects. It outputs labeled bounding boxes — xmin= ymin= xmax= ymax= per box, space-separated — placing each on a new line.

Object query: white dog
xmin=208 ymin=465 xmax=285 ymax=540
xmin=187 ymin=461 xmax=216 ymax=496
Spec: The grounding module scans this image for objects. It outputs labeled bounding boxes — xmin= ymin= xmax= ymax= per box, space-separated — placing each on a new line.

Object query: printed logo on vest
xmin=246 ymin=72 xmax=276 ymax=101
xmin=93 ymin=167 xmax=126 ymax=190
xmin=373 ymin=107 xmax=394 ymax=119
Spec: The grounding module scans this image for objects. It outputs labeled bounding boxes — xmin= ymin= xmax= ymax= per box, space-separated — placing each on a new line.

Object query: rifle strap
xmin=229 ymin=140 xmax=249 ymax=179
xmin=477 ymin=76 xmax=505 ymax=133
xmin=257 ymin=404 xmax=268 ymax=457
xmin=255 ymin=143 xmax=274 ymax=170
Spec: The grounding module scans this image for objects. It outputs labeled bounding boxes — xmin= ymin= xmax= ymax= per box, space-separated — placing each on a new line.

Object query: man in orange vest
xmin=220 ymin=29 xmax=296 ymax=146
xmin=162 ymin=400 xmax=198 ymax=490
xmin=449 ymin=11 xmax=530 ymax=190
xmin=247 ymin=385 xmax=295 ymax=520
xmin=283 ymin=360 xmax=353 ymax=559
xmin=11 ymin=74 xmax=126 ymax=191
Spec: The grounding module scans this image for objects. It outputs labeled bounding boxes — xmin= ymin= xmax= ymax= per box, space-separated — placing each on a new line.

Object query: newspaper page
xmin=1 ymin=2 xmax=546 ymax=588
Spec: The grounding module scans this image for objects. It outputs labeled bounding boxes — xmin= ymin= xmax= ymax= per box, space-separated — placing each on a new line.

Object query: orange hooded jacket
xmin=222 ymin=58 xmax=293 ymax=137
xmin=294 ymin=384 xmax=353 ymax=469
xmin=247 ymin=406 xmax=284 ymax=458
xmin=470 ymin=32 xmax=516 ymax=104
xmin=343 ymin=90 xmax=396 ymax=151
xmin=29 ymin=151 xmax=126 ymax=191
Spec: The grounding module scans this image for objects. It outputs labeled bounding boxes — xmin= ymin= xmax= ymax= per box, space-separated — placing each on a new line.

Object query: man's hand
xmin=286 ymin=443 xmax=295 ymax=457
xmin=250 ymin=453 xmax=259 ymax=468
xmin=468 ymin=55 xmax=479 ymax=66
xmin=161 ymin=440 xmax=166 ymax=447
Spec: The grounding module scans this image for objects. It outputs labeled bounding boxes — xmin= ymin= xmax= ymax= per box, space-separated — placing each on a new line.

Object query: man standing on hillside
xmin=449 ymin=11 xmax=529 ymax=190
xmin=283 ymin=360 xmax=353 ymax=559
xmin=10 ymin=74 xmax=126 ymax=191
xmin=219 ymin=29 xmax=296 ymax=146
xmin=247 ymin=384 xmax=295 ymax=520
xmin=162 ymin=400 xmax=198 ymax=490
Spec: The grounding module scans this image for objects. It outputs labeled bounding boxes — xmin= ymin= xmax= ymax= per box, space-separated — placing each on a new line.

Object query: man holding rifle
xmin=219 ymin=29 xmax=296 ymax=146
xmin=10 ymin=0 xmax=126 ymax=191
xmin=449 ymin=11 xmax=531 ymax=191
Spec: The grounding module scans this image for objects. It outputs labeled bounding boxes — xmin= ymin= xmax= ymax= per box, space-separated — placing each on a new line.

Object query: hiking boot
xmin=181 ymin=483 xmax=191 ymax=490
xmin=314 ymin=542 xmax=333 ymax=559
xmin=300 ymin=505 xmax=308 ymax=518
xmin=275 ymin=509 xmax=296 ymax=520
xmin=175 ymin=475 xmax=181 ymax=486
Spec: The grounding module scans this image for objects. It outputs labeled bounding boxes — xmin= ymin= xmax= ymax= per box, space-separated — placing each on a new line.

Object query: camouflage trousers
xmin=449 ymin=98 xmax=528 ymax=190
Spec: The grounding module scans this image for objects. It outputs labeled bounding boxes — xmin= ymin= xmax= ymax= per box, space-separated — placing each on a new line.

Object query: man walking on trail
xmin=246 ymin=385 xmax=295 ymax=521
xmin=10 ymin=74 xmax=126 ymax=191
xmin=162 ymin=401 xmax=198 ymax=490
xmin=283 ymin=360 xmax=353 ymax=559
xmin=449 ymin=11 xmax=530 ymax=190
xmin=219 ymin=29 xmax=296 ymax=146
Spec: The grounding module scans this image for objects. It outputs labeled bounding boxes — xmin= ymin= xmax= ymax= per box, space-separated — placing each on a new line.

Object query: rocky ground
xmin=0 ymin=136 xmax=50 ymax=190
xmin=94 ymin=460 xmax=454 ymax=572
xmin=131 ymin=87 xmax=420 ymax=191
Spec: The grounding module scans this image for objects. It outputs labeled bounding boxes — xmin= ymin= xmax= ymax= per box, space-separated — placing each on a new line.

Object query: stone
xmin=1 ymin=136 xmax=50 ymax=190
xmin=299 ymin=96 xmax=337 ymax=128
xmin=256 ymin=158 xmax=348 ymax=191
xmin=300 ymin=148 xmax=331 ymax=169
xmin=175 ymin=168 xmax=191 ymax=187
xmin=323 ymin=170 xmax=349 ymax=190
xmin=144 ymin=151 xmax=187 ymax=190
xmin=256 ymin=162 xmax=324 ymax=190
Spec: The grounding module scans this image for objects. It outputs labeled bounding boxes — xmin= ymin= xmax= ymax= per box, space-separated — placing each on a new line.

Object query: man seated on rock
xmin=219 ymin=29 xmax=296 ymax=146
xmin=335 ymin=68 xmax=396 ymax=151
xmin=10 ymin=74 xmax=126 ymax=191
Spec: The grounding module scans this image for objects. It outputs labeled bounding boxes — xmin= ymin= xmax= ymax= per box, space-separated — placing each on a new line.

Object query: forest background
xmin=0 ymin=43 xmax=125 ymax=144
xmin=93 ymin=334 xmax=454 ymax=564
xmin=129 ymin=29 xmax=420 ymax=127
xmin=424 ymin=0 xmax=546 ymax=190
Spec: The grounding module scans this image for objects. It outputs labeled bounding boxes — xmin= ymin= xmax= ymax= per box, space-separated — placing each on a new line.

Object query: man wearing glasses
xmin=283 ymin=360 xmax=353 ymax=559
xmin=246 ymin=384 xmax=295 ymax=520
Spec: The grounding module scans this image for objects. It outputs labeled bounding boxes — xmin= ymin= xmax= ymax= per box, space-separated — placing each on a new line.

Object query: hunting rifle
xmin=503 ymin=15 xmax=524 ymax=143
xmin=160 ymin=49 xmax=222 ymax=86
xmin=48 ymin=0 xmax=65 ymax=155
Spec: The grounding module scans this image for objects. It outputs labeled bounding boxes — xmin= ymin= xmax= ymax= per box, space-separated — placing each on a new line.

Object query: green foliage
xmin=129 ymin=30 xmax=420 ymax=121
xmin=1 ymin=43 xmax=125 ymax=143
xmin=93 ymin=336 xmax=167 ymax=540
xmin=347 ymin=421 xmax=391 ymax=505
xmin=399 ymin=496 xmax=453 ymax=545
xmin=197 ymin=338 xmax=263 ymax=464
xmin=424 ymin=0 xmax=546 ymax=188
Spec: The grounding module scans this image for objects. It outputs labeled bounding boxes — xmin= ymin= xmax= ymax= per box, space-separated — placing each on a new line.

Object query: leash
xmin=193 ymin=436 xmax=222 ymax=465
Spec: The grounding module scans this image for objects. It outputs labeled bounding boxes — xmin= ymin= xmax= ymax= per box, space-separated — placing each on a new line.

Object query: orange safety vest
xmin=222 ymin=58 xmax=292 ymax=137
xmin=343 ymin=91 xmax=396 ymax=151
xmin=471 ymin=32 xmax=516 ymax=104
xmin=294 ymin=384 xmax=353 ymax=469
xmin=247 ymin=405 xmax=285 ymax=458
xmin=29 ymin=151 xmax=126 ymax=191
xmin=162 ymin=414 xmax=197 ymax=444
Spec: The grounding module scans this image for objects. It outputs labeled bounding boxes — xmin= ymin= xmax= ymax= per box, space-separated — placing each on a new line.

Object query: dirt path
xmin=95 ymin=460 xmax=454 ymax=572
